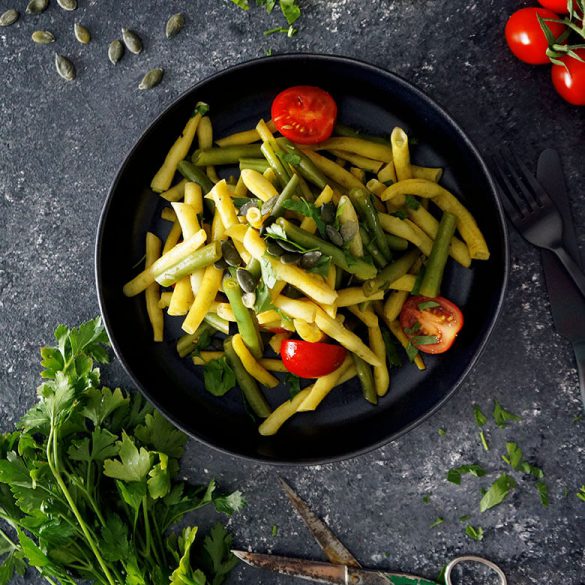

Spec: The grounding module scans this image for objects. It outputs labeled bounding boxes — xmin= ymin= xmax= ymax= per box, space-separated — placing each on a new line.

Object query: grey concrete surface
xmin=1 ymin=0 xmax=584 ymax=583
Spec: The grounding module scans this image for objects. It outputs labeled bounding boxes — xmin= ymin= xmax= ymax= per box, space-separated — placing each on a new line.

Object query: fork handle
xmin=553 ymin=246 xmax=585 ymax=301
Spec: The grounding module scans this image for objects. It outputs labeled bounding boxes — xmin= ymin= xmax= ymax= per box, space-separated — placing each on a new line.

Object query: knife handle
xmin=574 ymin=340 xmax=585 ymax=411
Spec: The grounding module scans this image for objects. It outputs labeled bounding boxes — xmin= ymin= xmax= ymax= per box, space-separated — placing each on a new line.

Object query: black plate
xmin=96 ymin=54 xmax=509 ymax=465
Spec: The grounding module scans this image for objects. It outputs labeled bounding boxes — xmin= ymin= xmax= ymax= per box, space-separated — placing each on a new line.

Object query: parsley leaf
xmin=535 ymin=481 xmax=549 ymax=507
xmin=203 ymin=357 xmax=237 ymax=397
xmin=430 ymin=517 xmax=444 ymax=528
xmin=479 ymin=430 xmax=489 ymax=452
xmin=417 ymin=300 xmax=440 ymax=311
xmin=259 ymin=255 xmax=278 ymax=288
xmin=282 ymin=198 xmax=327 ymax=237
xmin=447 ymin=464 xmax=487 ymax=485
xmin=284 ymin=373 xmax=302 ymax=399
xmin=501 ymin=442 xmax=523 ymax=470
xmin=197 ymin=523 xmax=240 ymax=585
xmin=103 ymin=432 xmax=153 ymax=483
xmin=480 ymin=474 xmax=517 ymax=512
xmin=404 ymin=195 xmax=420 ymax=210
xmin=465 ymin=524 xmax=484 ymax=541
xmin=382 ymin=328 xmax=402 ymax=368
xmin=576 ymin=485 xmax=585 ymax=502
xmin=280 ymin=0 xmax=301 ymax=25
xmin=473 ymin=404 xmax=488 ymax=427
xmin=493 ymin=400 xmax=521 ymax=428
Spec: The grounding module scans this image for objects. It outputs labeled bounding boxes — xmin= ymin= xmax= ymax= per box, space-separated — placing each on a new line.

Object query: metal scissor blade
xmin=232 ymin=551 xmax=439 ymax=585
xmin=231 ymin=551 xmax=347 ymax=584
xmin=279 ymin=477 xmax=361 ymax=568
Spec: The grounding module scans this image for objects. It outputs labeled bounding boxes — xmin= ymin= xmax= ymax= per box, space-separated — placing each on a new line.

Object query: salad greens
xmin=0 ymin=318 xmax=243 ymax=585
xmin=229 ymin=0 xmax=301 ymax=36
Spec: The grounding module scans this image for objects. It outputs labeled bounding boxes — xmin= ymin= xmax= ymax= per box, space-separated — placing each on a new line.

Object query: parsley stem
xmin=0 ymin=527 xmax=16 ymax=550
xmin=47 ymin=426 xmax=117 ymax=585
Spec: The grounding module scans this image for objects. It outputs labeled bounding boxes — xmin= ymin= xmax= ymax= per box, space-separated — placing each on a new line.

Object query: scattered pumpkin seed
xmin=165 ymin=12 xmax=185 ymax=39
xmin=280 ymin=252 xmax=301 ymax=265
xmin=138 ymin=67 xmax=163 ymax=90
xmin=221 ymin=239 xmax=242 ymax=267
xmin=266 ymin=240 xmax=284 ymax=257
xmin=300 ymin=250 xmax=323 ymax=270
xmin=236 ymin=268 xmax=258 ymax=294
xmin=54 ymin=53 xmax=76 ymax=81
xmin=32 ymin=30 xmax=55 ymax=44
xmin=325 ymin=225 xmax=344 ymax=247
xmin=275 ymin=239 xmax=300 ymax=253
xmin=122 ymin=28 xmax=143 ymax=54
xmin=108 ymin=39 xmax=124 ymax=65
xmin=239 ymin=199 xmax=260 ymax=216
xmin=214 ymin=257 xmax=229 ymax=270
xmin=320 ymin=202 xmax=336 ymax=224
xmin=340 ymin=220 xmax=358 ymax=242
xmin=241 ymin=292 xmax=256 ymax=309
xmin=74 ymin=22 xmax=91 ymax=44
xmin=26 ymin=0 xmax=48 ymax=15
xmin=57 ymin=0 xmax=76 ymax=10
xmin=0 ymin=9 xmax=19 ymax=27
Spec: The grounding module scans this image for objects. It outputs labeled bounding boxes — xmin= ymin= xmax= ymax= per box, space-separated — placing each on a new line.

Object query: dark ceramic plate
xmin=96 ymin=54 xmax=508 ymax=465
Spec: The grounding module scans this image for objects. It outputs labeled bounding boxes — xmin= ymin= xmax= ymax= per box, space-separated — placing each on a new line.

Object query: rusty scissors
xmin=233 ymin=478 xmax=507 ymax=585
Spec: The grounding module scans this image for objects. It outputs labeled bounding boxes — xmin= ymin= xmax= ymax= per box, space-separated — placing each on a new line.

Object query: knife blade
xmin=537 ymin=149 xmax=585 ymax=409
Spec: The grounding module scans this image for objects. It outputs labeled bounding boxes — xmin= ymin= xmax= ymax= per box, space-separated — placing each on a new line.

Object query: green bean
xmin=154 ymin=242 xmax=222 ymax=287
xmin=177 ymin=160 xmax=214 ymax=193
xmin=270 ymin=174 xmax=300 ymax=219
xmin=176 ymin=322 xmax=213 ymax=358
xmin=419 ymin=211 xmax=457 ymax=298
xmin=261 ymin=142 xmax=291 ymax=188
xmin=192 ymin=145 xmax=263 ymax=166
xmin=223 ymin=275 xmax=263 ymax=359
xmin=204 ymin=313 xmax=230 ymax=335
xmin=359 ymin=228 xmax=389 ymax=269
xmin=276 ymin=218 xmax=377 ymax=281
xmin=362 ymin=249 xmax=419 ymax=297
xmin=239 ymin=158 xmax=270 ymax=173
xmin=349 ymin=188 xmax=392 ymax=262
xmin=224 ymin=337 xmax=272 ymax=419
xmin=277 ymin=138 xmax=329 ymax=190
xmin=351 ymin=353 xmax=377 ymax=405
xmin=334 ymin=123 xmax=389 ymax=145
xmin=386 ymin=233 xmax=409 ymax=251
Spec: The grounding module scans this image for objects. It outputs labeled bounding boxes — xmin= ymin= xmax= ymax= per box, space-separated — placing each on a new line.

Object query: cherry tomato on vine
xmin=538 ymin=0 xmax=571 ymax=12
xmin=271 ymin=86 xmax=337 ymax=145
xmin=505 ymin=7 xmax=566 ymax=64
xmin=551 ymin=49 xmax=585 ymax=105
xmin=399 ymin=296 xmax=464 ymax=355
xmin=280 ymin=339 xmax=346 ymax=378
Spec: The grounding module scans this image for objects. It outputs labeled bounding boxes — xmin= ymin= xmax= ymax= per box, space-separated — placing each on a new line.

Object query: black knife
xmin=537 ymin=149 xmax=585 ymax=410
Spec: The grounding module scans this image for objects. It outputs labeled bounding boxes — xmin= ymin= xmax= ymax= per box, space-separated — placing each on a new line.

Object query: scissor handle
xmin=444 ymin=556 xmax=507 ymax=585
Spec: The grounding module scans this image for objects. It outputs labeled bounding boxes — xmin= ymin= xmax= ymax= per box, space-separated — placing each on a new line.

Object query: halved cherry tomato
xmin=538 ymin=0 xmax=571 ymax=13
xmin=280 ymin=339 xmax=346 ymax=378
xmin=399 ymin=296 xmax=463 ymax=355
xmin=271 ymin=86 xmax=337 ymax=145
xmin=505 ymin=7 xmax=566 ymax=65
xmin=551 ymin=49 xmax=585 ymax=105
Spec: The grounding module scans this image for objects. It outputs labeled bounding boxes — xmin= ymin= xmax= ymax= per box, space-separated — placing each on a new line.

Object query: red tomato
xmin=538 ymin=0 xmax=571 ymax=13
xmin=271 ymin=86 xmax=337 ymax=145
xmin=280 ymin=339 xmax=346 ymax=378
xmin=399 ymin=296 xmax=464 ymax=355
xmin=551 ymin=49 xmax=585 ymax=105
xmin=505 ymin=7 xmax=565 ymax=64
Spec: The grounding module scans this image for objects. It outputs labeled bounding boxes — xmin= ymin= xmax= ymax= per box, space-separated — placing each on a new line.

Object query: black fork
xmin=491 ymin=147 xmax=585 ymax=300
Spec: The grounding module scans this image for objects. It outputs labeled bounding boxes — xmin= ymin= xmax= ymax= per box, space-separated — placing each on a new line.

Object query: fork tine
xmin=509 ymin=149 xmax=550 ymax=207
xmin=498 ymin=147 xmax=539 ymax=213
xmin=491 ymin=154 xmax=526 ymax=220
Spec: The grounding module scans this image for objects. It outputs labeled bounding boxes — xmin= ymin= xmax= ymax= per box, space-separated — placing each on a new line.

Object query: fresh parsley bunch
xmin=0 ymin=318 xmax=243 ymax=585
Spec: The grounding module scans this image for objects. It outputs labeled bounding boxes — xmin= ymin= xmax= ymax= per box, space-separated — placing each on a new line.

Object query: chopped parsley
xmin=203 ymin=357 xmax=237 ymax=397
xmin=465 ymin=524 xmax=485 ymax=541
xmin=417 ymin=300 xmax=440 ymax=311
xmin=473 ymin=404 xmax=488 ymax=427
xmin=479 ymin=474 xmax=517 ymax=512
xmin=447 ymin=464 xmax=487 ymax=485
xmin=284 ymin=372 xmax=302 ymax=399
xmin=501 ymin=442 xmax=523 ymax=470
xmin=381 ymin=328 xmax=403 ymax=368
xmin=429 ymin=517 xmax=444 ymax=528
xmin=459 ymin=514 xmax=471 ymax=522
xmin=282 ymin=198 xmax=327 ymax=237
xmin=422 ymin=494 xmax=431 ymax=504
xmin=404 ymin=195 xmax=420 ymax=210
xmin=271 ymin=525 xmax=279 ymax=537
xmin=535 ymin=481 xmax=549 ymax=507
xmin=437 ymin=428 xmax=447 ymax=437
xmin=493 ymin=400 xmax=521 ymax=428
xmin=479 ymin=430 xmax=490 ymax=452
xmin=577 ymin=486 xmax=585 ymax=502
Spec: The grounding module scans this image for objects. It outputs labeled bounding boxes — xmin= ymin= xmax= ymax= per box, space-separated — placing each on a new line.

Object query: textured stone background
xmin=1 ymin=0 xmax=585 ymax=583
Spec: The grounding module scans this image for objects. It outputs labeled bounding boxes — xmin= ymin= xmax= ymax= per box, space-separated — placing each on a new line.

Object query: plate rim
xmin=95 ymin=52 xmax=510 ymax=466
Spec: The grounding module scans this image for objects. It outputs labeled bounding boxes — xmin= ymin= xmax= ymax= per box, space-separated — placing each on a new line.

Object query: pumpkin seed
xmin=108 ymin=39 xmax=124 ymax=65
xmin=325 ymin=225 xmax=344 ymax=247
xmin=122 ymin=28 xmax=142 ymax=54
xmin=57 ymin=0 xmax=77 ymax=10
xmin=214 ymin=258 xmax=229 ymax=270
xmin=261 ymin=195 xmax=277 ymax=216
xmin=239 ymin=199 xmax=260 ymax=216
xmin=280 ymin=252 xmax=301 ymax=265
xmin=300 ymin=250 xmax=323 ymax=270
xmin=0 ymin=9 xmax=19 ymax=27
xmin=266 ymin=240 xmax=284 ymax=257
xmin=138 ymin=67 xmax=163 ymax=90
xmin=221 ymin=239 xmax=242 ymax=267
xmin=275 ymin=239 xmax=300 ymax=253
xmin=340 ymin=220 xmax=358 ymax=242
xmin=236 ymin=268 xmax=258 ymax=294
xmin=74 ymin=22 xmax=90 ymax=44
xmin=165 ymin=12 xmax=185 ymax=39
xmin=241 ymin=292 xmax=256 ymax=309
xmin=26 ymin=0 xmax=48 ymax=15
xmin=54 ymin=53 xmax=76 ymax=81
xmin=32 ymin=30 xmax=55 ymax=44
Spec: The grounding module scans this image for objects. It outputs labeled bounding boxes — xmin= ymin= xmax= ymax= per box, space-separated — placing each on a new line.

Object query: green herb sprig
xmin=0 ymin=318 xmax=244 ymax=585
xmin=230 ymin=0 xmax=302 ymax=36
